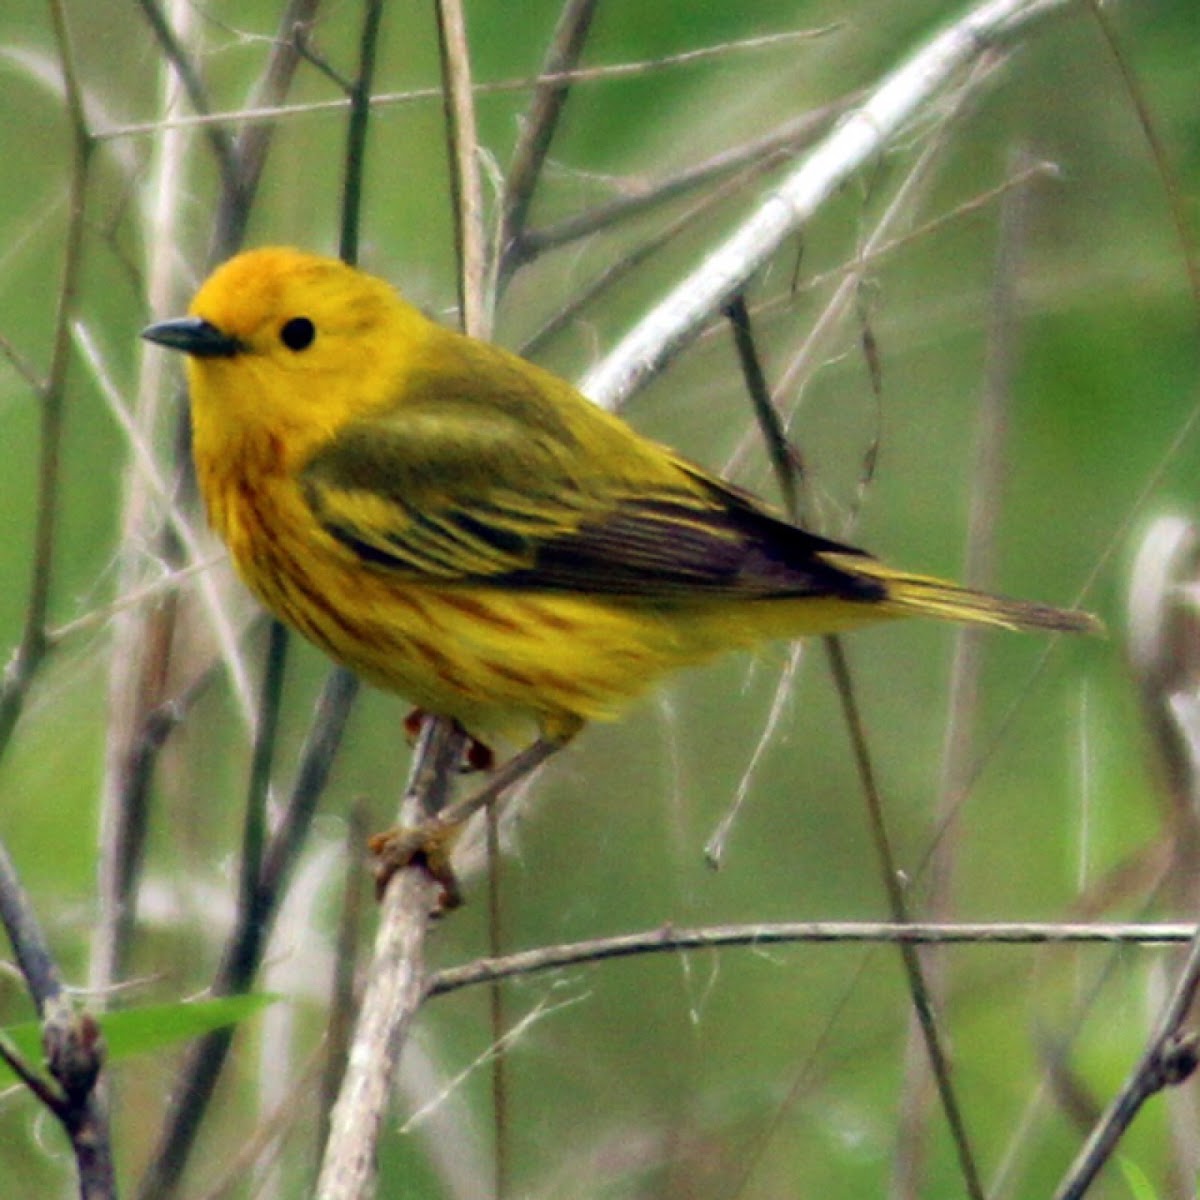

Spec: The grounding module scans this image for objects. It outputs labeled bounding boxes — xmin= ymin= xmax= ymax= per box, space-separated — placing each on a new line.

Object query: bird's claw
xmin=368 ymin=819 xmax=464 ymax=911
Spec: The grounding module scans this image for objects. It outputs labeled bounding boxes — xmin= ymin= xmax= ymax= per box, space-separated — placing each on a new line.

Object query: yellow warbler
xmin=143 ymin=247 xmax=1097 ymax=892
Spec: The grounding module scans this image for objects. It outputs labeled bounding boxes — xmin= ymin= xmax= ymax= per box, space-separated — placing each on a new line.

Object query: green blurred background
xmin=1 ymin=1 xmax=1198 ymax=1197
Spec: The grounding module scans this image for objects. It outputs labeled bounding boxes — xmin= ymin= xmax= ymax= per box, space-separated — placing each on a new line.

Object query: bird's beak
xmin=141 ymin=316 xmax=243 ymax=358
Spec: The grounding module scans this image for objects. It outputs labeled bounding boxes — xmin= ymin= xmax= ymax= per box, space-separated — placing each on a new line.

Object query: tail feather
xmin=822 ymin=553 xmax=1102 ymax=635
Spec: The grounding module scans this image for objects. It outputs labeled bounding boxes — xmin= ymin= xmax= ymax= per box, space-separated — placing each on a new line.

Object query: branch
xmin=1053 ymin=926 xmax=1200 ymax=1199
xmin=316 ymin=719 xmax=467 ymax=1200
xmin=135 ymin=0 xmax=240 ymax=195
xmin=135 ymin=667 xmax=359 ymax=1200
xmin=515 ymin=96 xmax=852 ymax=266
xmin=498 ymin=0 xmax=599 ymax=281
xmin=825 ymin=638 xmax=985 ymax=1200
xmin=578 ymin=0 xmax=1074 ymax=409
xmin=427 ymin=921 xmax=1196 ymax=997
xmin=0 ymin=0 xmax=94 ymax=759
xmin=94 ymin=26 xmax=838 ymax=143
xmin=0 ymin=15 xmax=113 ymax=1189
xmin=0 ymin=833 xmax=114 ymax=1198
xmin=434 ymin=0 xmax=491 ymax=336
xmin=338 ymin=0 xmax=383 ymax=266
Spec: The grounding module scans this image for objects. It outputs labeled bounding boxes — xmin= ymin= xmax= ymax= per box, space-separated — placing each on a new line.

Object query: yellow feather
xmin=143 ymin=247 xmax=1100 ymax=749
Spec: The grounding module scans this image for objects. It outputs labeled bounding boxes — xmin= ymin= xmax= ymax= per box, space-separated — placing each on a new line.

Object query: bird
xmin=142 ymin=246 xmax=1099 ymax=901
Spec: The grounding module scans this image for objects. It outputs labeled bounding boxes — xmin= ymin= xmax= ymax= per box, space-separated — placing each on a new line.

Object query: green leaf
xmin=0 ymin=994 xmax=279 ymax=1083
xmin=1117 ymin=1155 xmax=1161 ymax=1200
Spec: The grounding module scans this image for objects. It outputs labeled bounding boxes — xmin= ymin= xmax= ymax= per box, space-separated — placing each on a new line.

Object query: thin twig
xmin=1084 ymin=0 xmax=1200 ymax=319
xmin=894 ymin=142 xmax=1031 ymax=1200
xmin=339 ymin=0 xmax=383 ymax=266
xmin=0 ymin=327 xmax=44 ymax=391
xmin=0 ymin=10 xmax=116 ymax=1188
xmin=0 ymin=830 xmax=114 ymax=1198
xmin=0 ymin=0 xmax=93 ymax=760
xmin=317 ymin=803 xmax=369 ymax=1165
xmin=824 ymin=637 xmax=986 ymax=1200
xmin=135 ymin=0 xmax=240 ymax=195
xmin=231 ymin=0 xmax=322 ymax=231
xmin=427 ymin=921 xmax=1196 ymax=997
xmin=1053 ymin=928 xmax=1200 ymax=1199
xmin=516 ymin=97 xmax=854 ymax=266
xmin=724 ymin=294 xmax=801 ymax=517
xmin=498 ymin=0 xmax=599 ymax=283
xmin=95 ymin=26 xmax=838 ymax=142
xmin=434 ymin=0 xmax=492 ymax=336
xmin=518 ymin=154 xmax=789 ymax=360
xmin=135 ymin=668 xmax=359 ymax=1200
xmin=436 ymin=6 xmax=513 ymax=1189
xmin=97 ymin=0 xmax=319 ymax=1008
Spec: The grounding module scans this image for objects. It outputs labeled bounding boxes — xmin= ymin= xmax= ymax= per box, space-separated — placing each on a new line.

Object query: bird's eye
xmin=280 ymin=316 xmax=315 ymax=351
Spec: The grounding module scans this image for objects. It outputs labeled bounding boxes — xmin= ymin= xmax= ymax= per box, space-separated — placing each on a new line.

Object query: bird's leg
xmin=403 ymin=708 xmax=495 ymax=772
xmin=369 ymin=728 xmax=574 ymax=908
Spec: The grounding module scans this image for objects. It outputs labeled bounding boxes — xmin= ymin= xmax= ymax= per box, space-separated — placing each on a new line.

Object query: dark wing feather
xmin=299 ymin=343 xmax=883 ymax=604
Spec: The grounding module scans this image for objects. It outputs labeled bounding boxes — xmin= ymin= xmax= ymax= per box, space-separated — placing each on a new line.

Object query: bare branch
xmin=499 ymin=0 xmax=599 ymax=281
xmin=0 ymin=832 xmax=114 ymax=1198
xmin=428 ymin=921 xmax=1196 ymax=997
xmin=1054 ymin=927 xmax=1200 ymax=1199
xmin=95 ymin=26 xmax=838 ymax=142
xmin=434 ymin=0 xmax=491 ymax=336
xmin=579 ymin=0 xmax=1075 ymax=409
xmin=824 ymin=638 xmax=985 ymax=1200
xmin=136 ymin=666 xmax=359 ymax=1200
xmin=135 ymin=0 xmax=240 ymax=194
xmin=516 ymin=97 xmax=852 ymax=265
xmin=316 ymin=719 xmax=466 ymax=1200
xmin=338 ymin=0 xmax=383 ymax=266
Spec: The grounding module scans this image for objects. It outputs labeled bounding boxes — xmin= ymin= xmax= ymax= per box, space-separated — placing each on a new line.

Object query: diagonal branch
xmin=498 ymin=0 xmax=599 ymax=283
xmin=135 ymin=0 xmax=239 ymax=196
xmin=515 ymin=96 xmax=853 ymax=266
xmin=579 ymin=0 xmax=1075 ymax=410
xmin=1053 ymin=924 xmax=1200 ymax=1200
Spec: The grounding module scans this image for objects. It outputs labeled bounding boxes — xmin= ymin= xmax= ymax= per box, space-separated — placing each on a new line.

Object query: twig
xmin=1053 ymin=928 xmax=1200 ymax=1199
xmin=498 ymin=0 xmax=599 ymax=283
xmin=515 ymin=97 xmax=853 ymax=266
xmin=0 ymin=14 xmax=113 ymax=1190
xmin=316 ymin=719 xmax=466 ymax=1200
xmin=0 ymin=0 xmax=93 ymax=760
xmin=135 ymin=667 xmax=359 ymax=1200
xmin=231 ymin=0 xmax=323 ymax=230
xmin=1084 ymin=0 xmax=1200 ymax=319
xmin=427 ymin=921 xmax=1197 ymax=997
xmin=518 ymin=153 xmax=789 ymax=360
xmin=894 ymin=142 xmax=1031 ymax=1200
xmin=579 ymin=0 xmax=1074 ymax=410
xmin=434 ymin=0 xmax=492 ymax=337
xmin=97 ymin=0 xmax=320 ymax=1005
xmin=339 ymin=0 xmax=382 ymax=266
xmin=95 ymin=26 xmax=839 ymax=142
xmin=317 ymin=804 xmax=370 ymax=1164
xmin=824 ymin=639 xmax=986 ymax=1200
xmin=0 ymin=832 xmax=114 ymax=1198
xmin=0 ymin=327 xmax=44 ymax=391
xmin=724 ymin=294 xmax=802 ymax=517
xmin=135 ymin=0 xmax=240 ymax=196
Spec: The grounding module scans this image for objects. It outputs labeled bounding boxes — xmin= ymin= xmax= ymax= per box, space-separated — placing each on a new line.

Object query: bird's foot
xmin=368 ymin=819 xmax=464 ymax=911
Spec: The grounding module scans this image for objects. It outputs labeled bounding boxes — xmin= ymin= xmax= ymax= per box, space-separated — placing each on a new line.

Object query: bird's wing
xmin=300 ymin=355 xmax=881 ymax=603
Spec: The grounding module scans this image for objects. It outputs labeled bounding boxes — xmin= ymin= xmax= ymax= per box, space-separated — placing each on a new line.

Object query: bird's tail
xmin=822 ymin=553 xmax=1102 ymax=635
